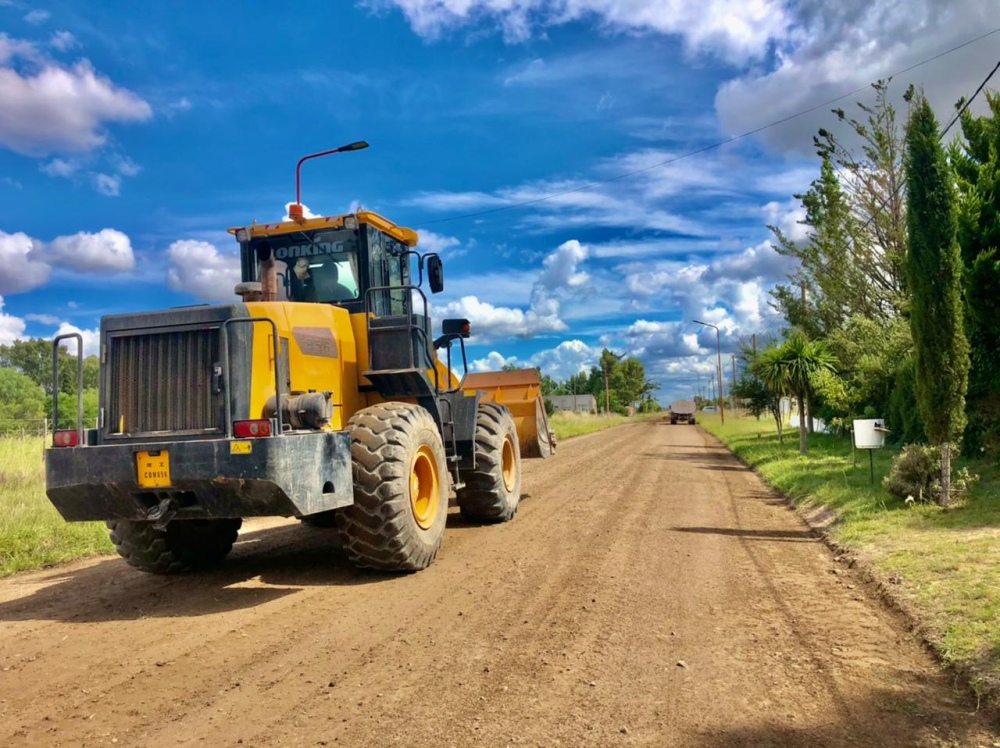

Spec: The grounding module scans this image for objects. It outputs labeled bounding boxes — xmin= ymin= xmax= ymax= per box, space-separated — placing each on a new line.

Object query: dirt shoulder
xmin=0 ymin=420 xmax=994 ymax=746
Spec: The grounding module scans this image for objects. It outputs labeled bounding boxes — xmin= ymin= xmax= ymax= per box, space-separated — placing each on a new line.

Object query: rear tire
xmin=106 ymin=518 xmax=242 ymax=574
xmin=336 ymin=402 xmax=449 ymax=572
xmin=457 ymin=403 xmax=522 ymax=523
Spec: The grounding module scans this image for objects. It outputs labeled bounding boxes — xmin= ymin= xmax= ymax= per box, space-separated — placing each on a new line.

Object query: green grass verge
xmin=0 ymin=437 xmax=112 ymax=576
xmin=549 ymin=411 xmax=653 ymax=440
xmin=700 ymin=412 xmax=1000 ymax=698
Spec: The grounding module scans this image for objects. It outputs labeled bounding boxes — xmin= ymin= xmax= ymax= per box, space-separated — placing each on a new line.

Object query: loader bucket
xmin=464 ymin=369 xmax=554 ymax=459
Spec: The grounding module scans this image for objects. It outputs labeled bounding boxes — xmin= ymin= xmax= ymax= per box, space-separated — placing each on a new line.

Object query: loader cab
xmin=232 ymin=212 xmax=419 ymax=314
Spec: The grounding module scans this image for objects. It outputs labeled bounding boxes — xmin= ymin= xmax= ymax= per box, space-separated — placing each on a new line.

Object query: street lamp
xmin=693 ymin=320 xmax=725 ymax=425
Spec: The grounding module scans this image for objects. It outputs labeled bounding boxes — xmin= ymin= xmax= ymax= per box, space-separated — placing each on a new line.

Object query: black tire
xmin=456 ymin=403 xmax=522 ymax=523
xmin=106 ymin=518 xmax=242 ymax=574
xmin=335 ymin=402 xmax=449 ymax=572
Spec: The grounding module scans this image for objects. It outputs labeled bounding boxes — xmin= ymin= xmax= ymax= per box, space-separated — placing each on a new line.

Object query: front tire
xmin=336 ymin=402 xmax=449 ymax=572
xmin=106 ymin=518 xmax=242 ymax=574
xmin=456 ymin=403 xmax=522 ymax=523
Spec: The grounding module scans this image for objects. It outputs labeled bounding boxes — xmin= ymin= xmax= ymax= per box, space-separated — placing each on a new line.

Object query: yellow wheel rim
xmin=501 ymin=435 xmax=517 ymax=493
xmin=410 ymin=444 xmax=440 ymax=530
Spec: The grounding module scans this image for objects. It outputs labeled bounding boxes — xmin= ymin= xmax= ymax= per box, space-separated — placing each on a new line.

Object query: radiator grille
xmin=107 ymin=328 xmax=223 ymax=434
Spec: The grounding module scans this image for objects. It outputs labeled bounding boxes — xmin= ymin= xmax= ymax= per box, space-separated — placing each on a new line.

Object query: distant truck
xmin=668 ymin=400 xmax=697 ymax=425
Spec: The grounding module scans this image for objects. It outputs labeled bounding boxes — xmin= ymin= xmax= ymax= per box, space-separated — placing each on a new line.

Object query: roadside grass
xmin=700 ymin=412 xmax=1000 ymax=698
xmin=549 ymin=411 xmax=650 ymax=440
xmin=0 ymin=437 xmax=112 ymax=576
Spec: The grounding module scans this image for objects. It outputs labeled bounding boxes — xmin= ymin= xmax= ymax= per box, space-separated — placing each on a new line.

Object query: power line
xmin=417 ymin=25 xmax=1000 ymax=227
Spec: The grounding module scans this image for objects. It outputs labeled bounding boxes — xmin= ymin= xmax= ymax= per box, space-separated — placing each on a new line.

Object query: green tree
xmin=0 ymin=368 xmax=46 ymax=433
xmin=905 ymin=93 xmax=970 ymax=506
xmin=771 ymin=81 xmax=909 ymax=334
xmin=756 ymin=333 xmax=837 ymax=454
xmin=0 ymin=338 xmax=98 ymax=395
xmin=950 ymin=90 xmax=1000 ymax=456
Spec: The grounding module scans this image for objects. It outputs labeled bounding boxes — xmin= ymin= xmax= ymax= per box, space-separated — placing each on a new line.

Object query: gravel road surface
xmin=0 ymin=420 xmax=995 ymax=746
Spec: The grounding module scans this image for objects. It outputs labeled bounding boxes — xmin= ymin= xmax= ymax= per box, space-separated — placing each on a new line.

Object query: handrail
xmin=363 ymin=284 xmax=441 ymax=393
xmin=52 ymin=332 xmax=84 ymax=443
xmin=219 ymin=317 xmax=283 ymax=437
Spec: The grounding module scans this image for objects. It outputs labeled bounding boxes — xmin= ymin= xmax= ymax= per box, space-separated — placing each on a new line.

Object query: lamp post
xmin=693 ymin=320 xmax=725 ymax=425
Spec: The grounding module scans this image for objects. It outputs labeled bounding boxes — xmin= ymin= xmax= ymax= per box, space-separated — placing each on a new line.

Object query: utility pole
xmin=731 ymin=354 xmax=738 ymax=417
xmin=693 ymin=320 xmax=725 ymax=425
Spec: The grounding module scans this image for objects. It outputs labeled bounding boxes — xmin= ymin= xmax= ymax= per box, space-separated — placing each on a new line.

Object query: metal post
xmin=693 ymin=320 xmax=724 ymax=425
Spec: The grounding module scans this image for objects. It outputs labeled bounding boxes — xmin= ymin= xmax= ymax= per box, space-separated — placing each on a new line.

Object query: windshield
xmin=252 ymin=229 xmax=360 ymax=304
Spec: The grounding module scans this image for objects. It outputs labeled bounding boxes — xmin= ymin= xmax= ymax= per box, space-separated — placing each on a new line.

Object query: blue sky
xmin=1 ymin=0 xmax=998 ymax=404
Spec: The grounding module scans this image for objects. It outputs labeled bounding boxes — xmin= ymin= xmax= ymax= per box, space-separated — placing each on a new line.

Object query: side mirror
xmin=426 ymin=254 xmax=444 ymax=294
xmin=442 ymin=318 xmax=470 ymax=338
xmin=434 ymin=318 xmax=470 ymax=349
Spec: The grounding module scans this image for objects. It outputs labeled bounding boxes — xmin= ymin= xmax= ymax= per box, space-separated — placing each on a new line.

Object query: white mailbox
xmin=853 ymin=419 xmax=890 ymax=449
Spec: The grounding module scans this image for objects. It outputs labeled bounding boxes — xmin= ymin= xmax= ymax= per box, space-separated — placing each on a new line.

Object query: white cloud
xmin=439 ymin=294 xmax=566 ymax=342
xmin=24 ymin=10 xmax=50 ymax=24
xmin=381 ymin=0 xmax=790 ymax=63
xmin=46 ymin=229 xmax=135 ymax=273
xmin=0 ymin=231 xmax=51 ymax=293
xmin=470 ymin=350 xmax=519 ymax=372
xmin=0 ymin=37 xmax=152 ymax=157
xmin=715 ymin=0 xmax=999 ymax=154
xmin=439 ymin=239 xmax=593 ymax=342
xmin=93 ymin=172 xmax=121 ymax=196
xmin=471 ymin=338 xmax=598 ymax=380
xmin=40 ymin=152 xmax=141 ymax=195
xmin=54 ymin=322 xmax=99 ymax=357
xmin=24 ymin=312 xmax=61 ymax=325
xmin=416 ymin=229 xmax=464 ymax=257
xmin=166 ymin=240 xmax=242 ymax=302
xmin=538 ymin=239 xmax=588 ymax=289
xmin=49 ymin=31 xmax=77 ymax=51
xmin=40 ymin=157 xmax=77 ymax=177
xmin=0 ymin=295 xmax=27 ymax=345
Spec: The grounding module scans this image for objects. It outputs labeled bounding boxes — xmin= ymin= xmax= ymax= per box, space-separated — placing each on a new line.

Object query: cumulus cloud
xmin=166 ymin=240 xmax=242 ymax=302
xmin=0 ymin=36 xmax=152 ymax=157
xmin=439 ymin=295 xmax=566 ymax=342
xmin=0 ymin=231 xmax=51 ymax=293
xmin=46 ymin=229 xmax=135 ymax=273
xmin=0 ymin=295 xmax=27 ymax=345
xmin=715 ymin=0 xmax=998 ymax=154
xmin=439 ymin=239 xmax=592 ymax=342
xmin=471 ymin=339 xmax=598 ymax=380
xmin=379 ymin=0 xmax=790 ymax=63
xmin=55 ymin=322 xmax=100 ymax=357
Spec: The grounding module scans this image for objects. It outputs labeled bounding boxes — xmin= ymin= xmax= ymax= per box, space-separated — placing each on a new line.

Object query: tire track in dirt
xmin=0 ymin=420 xmax=996 ymax=747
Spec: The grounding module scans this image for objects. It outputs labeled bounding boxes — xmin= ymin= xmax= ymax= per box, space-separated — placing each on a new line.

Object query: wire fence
xmin=0 ymin=419 xmax=49 ymax=440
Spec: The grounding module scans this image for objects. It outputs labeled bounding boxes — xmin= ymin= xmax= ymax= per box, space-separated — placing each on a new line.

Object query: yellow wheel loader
xmin=45 ymin=142 xmax=553 ymax=574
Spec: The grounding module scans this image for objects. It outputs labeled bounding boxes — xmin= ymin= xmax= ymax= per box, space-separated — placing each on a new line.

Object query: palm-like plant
xmin=756 ymin=333 xmax=837 ymax=454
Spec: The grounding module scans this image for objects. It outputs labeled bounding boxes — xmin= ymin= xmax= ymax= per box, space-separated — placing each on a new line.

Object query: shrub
xmin=883 ymin=444 xmax=978 ymax=504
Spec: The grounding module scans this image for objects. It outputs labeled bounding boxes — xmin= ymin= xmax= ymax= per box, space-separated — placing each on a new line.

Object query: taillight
xmin=234 ymin=419 xmax=272 ymax=438
xmin=53 ymin=430 xmax=80 ymax=447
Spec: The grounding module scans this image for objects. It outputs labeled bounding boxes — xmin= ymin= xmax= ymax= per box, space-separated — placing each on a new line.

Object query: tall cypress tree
xmin=905 ymin=94 xmax=970 ymax=506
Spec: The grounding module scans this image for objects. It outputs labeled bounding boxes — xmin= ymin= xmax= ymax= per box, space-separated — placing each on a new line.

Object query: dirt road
xmin=0 ymin=421 xmax=996 ymax=747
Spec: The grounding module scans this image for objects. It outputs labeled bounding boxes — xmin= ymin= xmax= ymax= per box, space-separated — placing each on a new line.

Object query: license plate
xmin=136 ymin=450 xmax=171 ymax=488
